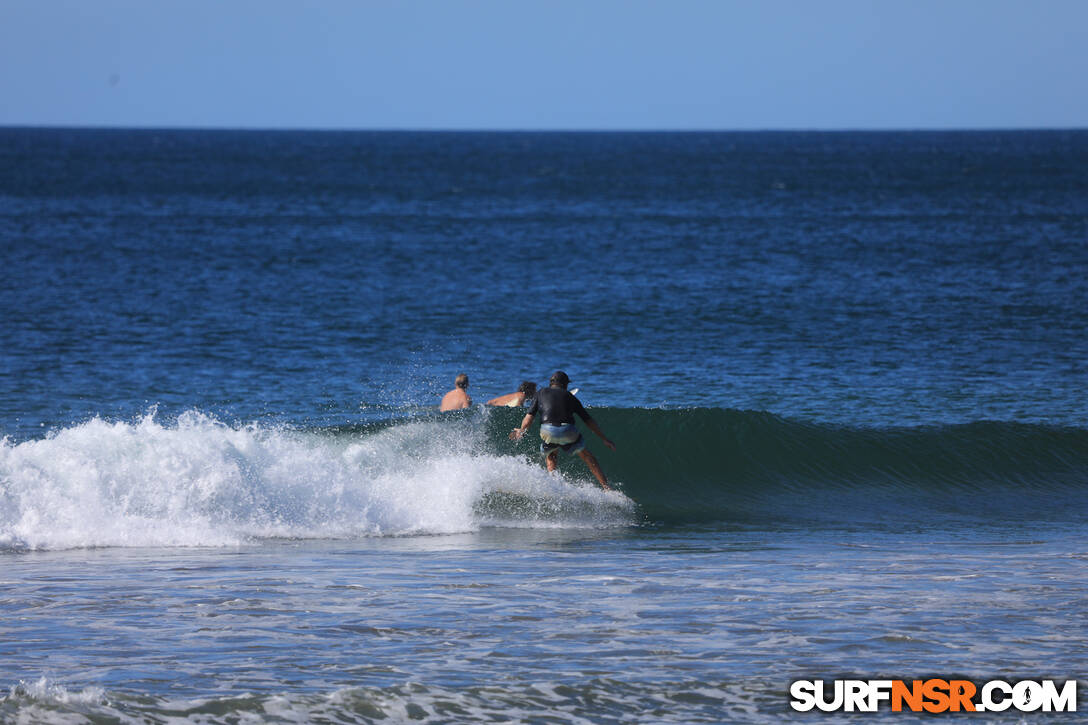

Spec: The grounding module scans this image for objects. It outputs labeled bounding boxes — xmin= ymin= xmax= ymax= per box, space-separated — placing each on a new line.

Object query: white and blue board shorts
xmin=539 ymin=423 xmax=586 ymax=455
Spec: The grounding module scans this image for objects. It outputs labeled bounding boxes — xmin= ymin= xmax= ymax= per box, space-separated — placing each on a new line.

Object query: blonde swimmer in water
xmin=439 ymin=373 xmax=472 ymax=411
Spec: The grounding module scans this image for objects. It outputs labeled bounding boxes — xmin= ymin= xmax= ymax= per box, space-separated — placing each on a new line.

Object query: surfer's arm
xmin=509 ymin=412 xmax=535 ymax=440
xmin=584 ymin=417 xmax=616 ymax=450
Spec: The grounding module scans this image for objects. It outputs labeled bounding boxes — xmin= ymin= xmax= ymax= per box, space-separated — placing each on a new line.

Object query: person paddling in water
xmin=440 ymin=373 xmax=472 ymax=411
xmin=486 ymin=381 xmax=537 ymax=407
xmin=509 ymin=370 xmax=616 ymax=490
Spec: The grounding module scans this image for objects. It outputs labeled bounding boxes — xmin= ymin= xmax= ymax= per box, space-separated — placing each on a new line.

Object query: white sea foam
xmin=0 ymin=410 xmax=633 ymax=551
xmin=9 ymin=678 xmax=107 ymax=706
xmin=1 ymin=678 xmax=767 ymax=724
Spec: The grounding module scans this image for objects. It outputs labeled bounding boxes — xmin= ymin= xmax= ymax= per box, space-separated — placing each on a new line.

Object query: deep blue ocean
xmin=1 ymin=129 xmax=1087 ymax=722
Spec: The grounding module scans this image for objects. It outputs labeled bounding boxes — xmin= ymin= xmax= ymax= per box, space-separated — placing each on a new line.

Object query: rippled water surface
xmin=4 ymin=523 xmax=1085 ymax=722
xmin=3 ymin=129 xmax=1087 ymax=722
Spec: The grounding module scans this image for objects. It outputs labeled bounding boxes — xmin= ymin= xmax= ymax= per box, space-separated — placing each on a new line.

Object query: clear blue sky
xmin=2 ymin=0 xmax=1086 ymax=130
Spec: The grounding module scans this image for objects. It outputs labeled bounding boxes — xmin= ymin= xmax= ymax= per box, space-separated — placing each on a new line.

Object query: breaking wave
xmin=0 ymin=409 xmax=633 ymax=551
xmin=4 ymin=405 xmax=1087 ymax=550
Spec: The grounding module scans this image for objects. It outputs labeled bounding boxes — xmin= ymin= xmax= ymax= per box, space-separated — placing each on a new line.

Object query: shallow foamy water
xmin=3 ymin=525 xmax=1085 ymax=723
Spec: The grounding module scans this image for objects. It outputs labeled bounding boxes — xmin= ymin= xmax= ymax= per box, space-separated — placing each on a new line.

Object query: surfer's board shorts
xmin=539 ymin=423 xmax=586 ymax=455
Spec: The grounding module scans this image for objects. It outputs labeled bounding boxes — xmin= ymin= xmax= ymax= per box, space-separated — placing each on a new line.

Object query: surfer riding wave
xmin=510 ymin=371 xmax=615 ymax=490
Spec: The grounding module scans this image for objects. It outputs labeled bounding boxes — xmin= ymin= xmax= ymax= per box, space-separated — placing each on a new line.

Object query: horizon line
xmin=3 ymin=123 xmax=1086 ymax=134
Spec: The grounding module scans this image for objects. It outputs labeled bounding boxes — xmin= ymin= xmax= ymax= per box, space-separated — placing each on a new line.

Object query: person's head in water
xmin=549 ymin=370 xmax=570 ymax=389
xmin=455 ymin=373 xmax=469 ymax=390
xmin=518 ymin=381 xmax=537 ymax=398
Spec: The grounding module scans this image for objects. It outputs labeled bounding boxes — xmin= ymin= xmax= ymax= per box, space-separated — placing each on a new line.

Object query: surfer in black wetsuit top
xmin=509 ymin=370 xmax=616 ymax=490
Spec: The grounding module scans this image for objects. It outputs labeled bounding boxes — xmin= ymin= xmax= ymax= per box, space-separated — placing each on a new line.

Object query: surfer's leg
xmin=545 ymin=449 xmax=559 ymax=473
xmin=576 ymin=449 xmax=610 ymax=491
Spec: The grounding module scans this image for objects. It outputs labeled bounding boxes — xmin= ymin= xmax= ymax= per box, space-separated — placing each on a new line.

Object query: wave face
xmin=0 ymin=410 xmax=633 ymax=551
xmin=480 ymin=407 xmax=1088 ymax=525
xmin=4 ymin=407 xmax=1087 ymax=550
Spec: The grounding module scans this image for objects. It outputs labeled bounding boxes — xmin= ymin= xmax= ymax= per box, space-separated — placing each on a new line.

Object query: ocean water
xmin=1 ymin=129 xmax=1087 ymax=722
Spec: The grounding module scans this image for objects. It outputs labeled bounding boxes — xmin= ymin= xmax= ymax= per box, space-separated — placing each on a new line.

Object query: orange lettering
xmin=892 ymin=680 xmax=924 ymax=712
xmin=922 ymin=679 xmax=951 ymax=713
xmin=949 ymin=680 xmax=976 ymax=712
